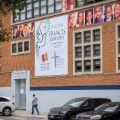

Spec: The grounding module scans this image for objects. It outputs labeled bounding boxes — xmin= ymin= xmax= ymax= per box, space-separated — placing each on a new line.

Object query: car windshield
xmin=94 ymin=103 xmax=119 ymax=112
xmin=63 ymin=99 xmax=85 ymax=108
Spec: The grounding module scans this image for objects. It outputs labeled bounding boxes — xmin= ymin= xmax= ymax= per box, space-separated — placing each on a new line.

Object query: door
xmin=15 ymin=79 xmax=26 ymax=109
xmin=19 ymin=79 xmax=26 ymax=109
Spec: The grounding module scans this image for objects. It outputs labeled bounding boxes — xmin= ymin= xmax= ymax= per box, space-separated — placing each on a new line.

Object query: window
xmin=75 ymin=0 xmax=84 ymax=7
xmin=93 ymin=44 xmax=100 ymax=56
xmin=75 ymin=0 xmax=106 ymax=8
xmin=24 ymin=41 xmax=29 ymax=51
xmin=93 ymin=29 xmax=100 ymax=41
xmin=11 ymin=39 xmax=30 ymax=55
xmin=74 ymin=27 xmax=102 ymax=75
xmin=84 ymin=45 xmax=91 ymax=57
xmin=18 ymin=42 xmax=23 ymax=52
xmin=75 ymin=61 xmax=82 ymax=72
xmin=13 ymin=0 xmax=62 ymax=23
xmin=118 ymin=41 xmax=120 ymax=54
xmin=85 ymin=0 xmax=95 ymax=5
xmin=75 ymin=47 xmax=82 ymax=58
xmin=12 ymin=43 xmax=17 ymax=53
xmin=34 ymin=1 xmax=40 ymax=17
xmin=84 ymin=60 xmax=91 ymax=72
xmin=75 ymin=32 xmax=82 ymax=44
xmin=0 ymin=97 xmax=9 ymax=102
xmin=117 ymin=57 xmax=120 ymax=70
xmin=116 ymin=23 xmax=120 ymax=72
xmin=118 ymin=25 xmax=120 ymax=38
xmin=84 ymin=31 xmax=91 ymax=43
xmin=93 ymin=59 xmax=101 ymax=71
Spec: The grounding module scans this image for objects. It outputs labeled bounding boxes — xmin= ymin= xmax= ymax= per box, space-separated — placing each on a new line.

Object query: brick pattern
xmin=0 ymin=2 xmax=120 ymax=87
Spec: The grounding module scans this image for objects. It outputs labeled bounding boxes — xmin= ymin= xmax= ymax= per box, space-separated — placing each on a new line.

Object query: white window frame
xmin=73 ymin=26 xmax=103 ymax=75
xmin=116 ymin=22 xmax=120 ymax=73
xmin=11 ymin=39 xmax=30 ymax=55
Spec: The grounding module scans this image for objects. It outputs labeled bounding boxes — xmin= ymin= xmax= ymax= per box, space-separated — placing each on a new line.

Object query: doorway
xmin=15 ymin=79 xmax=26 ymax=109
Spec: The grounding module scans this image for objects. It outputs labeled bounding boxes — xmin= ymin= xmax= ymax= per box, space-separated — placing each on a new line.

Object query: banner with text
xmin=35 ymin=15 xmax=68 ymax=76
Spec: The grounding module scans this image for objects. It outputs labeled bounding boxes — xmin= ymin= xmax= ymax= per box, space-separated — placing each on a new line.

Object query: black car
xmin=48 ymin=97 xmax=111 ymax=120
xmin=75 ymin=102 xmax=120 ymax=120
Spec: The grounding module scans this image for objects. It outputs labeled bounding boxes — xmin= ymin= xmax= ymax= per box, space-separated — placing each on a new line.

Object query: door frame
xmin=11 ymin=70 xmax=30 ymax=110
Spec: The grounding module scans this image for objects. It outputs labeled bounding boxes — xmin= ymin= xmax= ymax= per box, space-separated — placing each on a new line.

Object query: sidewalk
xmin=13 ymin=110 xmax=48 ymax=119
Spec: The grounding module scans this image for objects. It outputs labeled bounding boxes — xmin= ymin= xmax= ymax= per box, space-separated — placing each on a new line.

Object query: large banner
xmin=62 ymin=0 xmax=74 ymax=12
xmin=35 ymin=15 xmax=68 ymax=76
xmin=68 ymin=2 xmax=120 ymax=29
xmin=12 ymin=22 xmax=34 ymax=39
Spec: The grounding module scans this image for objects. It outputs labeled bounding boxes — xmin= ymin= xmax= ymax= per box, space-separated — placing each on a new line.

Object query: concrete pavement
xmin=12 ymin=110 xmax=48 ymax=119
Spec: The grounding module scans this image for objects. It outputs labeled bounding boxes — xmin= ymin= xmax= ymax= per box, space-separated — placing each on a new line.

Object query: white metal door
xmin=19 ymin=79 xmax=26 ymax=109
xmin=15 ymin=79 xmax=26 ymax=109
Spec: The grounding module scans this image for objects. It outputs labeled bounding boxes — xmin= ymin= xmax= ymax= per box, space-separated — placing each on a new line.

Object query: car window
xmin=95 ymin=103 xmax=119 ymax=112
xmin=94 ymin=99 xmax=105 ymax=107
xmin=0 ymin=97 xmax=9 ymax=102
xmin=83 ymin=100 xmax=94 ymax=107
xmin=93 ymin=99 xmax=110 ymax=107
xmin=64 ymin=99 xmax=85 ymax=108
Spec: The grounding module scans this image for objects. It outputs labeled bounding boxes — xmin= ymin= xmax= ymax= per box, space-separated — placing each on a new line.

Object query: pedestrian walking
xmin=31 ymin=94 xmax=39 ymax=115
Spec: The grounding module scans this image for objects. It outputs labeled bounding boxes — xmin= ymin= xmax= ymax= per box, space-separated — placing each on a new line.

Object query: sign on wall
xmin=68 ymin=2 xmax=120 ymax=29
xmin=12 ymin=22 xmax=34 ymax=39
xmin=35 ymin=15 xmax=68 ymax=76
xmin=62 ymin=0 xmax=74 ymax=12
xmin=12 ymin=70 xmax=27 ymax=79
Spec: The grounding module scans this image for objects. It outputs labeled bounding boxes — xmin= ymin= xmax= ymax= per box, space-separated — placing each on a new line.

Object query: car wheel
xmin=2 ymin=107 xmax=11 ymax=116
xmin=69 ymin=115 xmax=76 ymax=120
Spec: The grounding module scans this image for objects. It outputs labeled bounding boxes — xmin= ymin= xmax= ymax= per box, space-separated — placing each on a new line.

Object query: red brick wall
xmin=0 ymin=1 xmax=120 ymax=87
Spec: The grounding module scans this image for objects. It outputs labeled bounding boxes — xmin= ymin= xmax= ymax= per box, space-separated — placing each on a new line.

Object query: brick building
xmin=0 ymin=0 xmax=120 ymax=112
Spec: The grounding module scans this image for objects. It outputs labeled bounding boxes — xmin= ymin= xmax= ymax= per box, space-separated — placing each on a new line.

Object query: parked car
xmin=75 ymin=102 xmax=120 ymax=120
xmin=0 ymin=96 xmax=15 ymax=116
xmin=48 ymin=97 xmax=111 ymax=120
